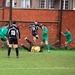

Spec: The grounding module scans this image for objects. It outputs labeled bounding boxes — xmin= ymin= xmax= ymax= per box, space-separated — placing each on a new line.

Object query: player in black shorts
xmin=29 ymin=20 xmax=41 ymax=43
xmin=7 ymin=21 xmax=20 ymax=58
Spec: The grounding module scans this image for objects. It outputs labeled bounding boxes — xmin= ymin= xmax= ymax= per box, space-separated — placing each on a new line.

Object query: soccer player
xmin=61 ymin=28 xmax=72 ymax=49
xmin=21 ymin=37 xmax=43 ymax=52
xmin=7 ymin=21 xmax=20 ymax=58
xmin=0 ymin=23 xmax=9 ymax=47
xmin=40 ymin=24 xmax=50 ymax=52
xmin=29 ymin=20 xmax=41 ymax=43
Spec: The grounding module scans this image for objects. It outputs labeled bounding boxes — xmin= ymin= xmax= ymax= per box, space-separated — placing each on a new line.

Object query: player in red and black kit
xmin=29 ymin=20 xmax=41 ymax=43
xmin=7 ymin=21 xmax=20 ymax=58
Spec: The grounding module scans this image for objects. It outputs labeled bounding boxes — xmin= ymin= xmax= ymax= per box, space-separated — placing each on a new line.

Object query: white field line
xmin=0 ymin=67 xmax=75 ymax=70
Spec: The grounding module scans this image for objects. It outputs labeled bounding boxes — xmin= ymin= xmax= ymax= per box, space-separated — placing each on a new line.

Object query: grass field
xmin=0 ymin=48 xmax=75 ymax=75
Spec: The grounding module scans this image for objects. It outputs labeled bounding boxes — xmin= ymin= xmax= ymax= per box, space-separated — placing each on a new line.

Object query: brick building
xmin=0 ymin=0 xmax=75 ymax=48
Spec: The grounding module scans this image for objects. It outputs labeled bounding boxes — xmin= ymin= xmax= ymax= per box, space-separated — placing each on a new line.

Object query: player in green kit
xmin=0 ymin=23 xmax=9 ymax=47
xmin=41 ymin=24 xmax=50 ymax=52
xmin=61 ymin=28 xmax=72 ymax=49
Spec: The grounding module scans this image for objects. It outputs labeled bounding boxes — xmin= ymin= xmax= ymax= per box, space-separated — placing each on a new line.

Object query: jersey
xmin=42 ymin=27 xmax=48 ymax=37
xmin=64 ymin=31 xmax=72 ymax=41
xmin=41 ymin=27 xmax=48 ymax=42
xmin=31 ymin=46 xmax=41 ymax=52
xmin=29 ymin=24 xmax=40 ymax=33
xmin=8 ymin=24 xmax=20 ymax=38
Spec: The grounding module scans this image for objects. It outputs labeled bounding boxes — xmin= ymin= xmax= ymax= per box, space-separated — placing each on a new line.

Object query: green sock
xmin=46 ymin=44 xmax=50 ymax=51
xmin=63 ymin=46 xmax=68 ymax=50
xmin=2 ymin=42 xmax=6 ymax=48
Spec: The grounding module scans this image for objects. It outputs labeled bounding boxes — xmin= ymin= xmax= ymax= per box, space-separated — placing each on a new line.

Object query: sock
xmin=63 ymin=46 xmax=68 ymax=50
xmin=46 ymin=44 xmax=50 ymax=51
xmin=2 ymin=42 xmax=6 ymax=48
xmin=8 ymin=47 xmax=11 ymax=56
xmin=15 ymin=48 xmax=19 ymax=56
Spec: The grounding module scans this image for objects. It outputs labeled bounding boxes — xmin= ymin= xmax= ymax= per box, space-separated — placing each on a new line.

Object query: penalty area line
xmin=0 ymin=67 xmax=75 ymax=70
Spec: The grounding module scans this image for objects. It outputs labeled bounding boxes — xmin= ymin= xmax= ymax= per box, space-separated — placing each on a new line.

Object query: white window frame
xmin=63 ymin=0 xmax=68 ymax=10
xmin=21 ymin=0 xmax=30 ymax=8
xmin=49 ymin=0 xmax=54 ymax=9
xmin=73 ymin=0 xmax=75 ymax=10
xmin=59 ymin=0 xmax=68 ymax=10
xmin=40 ymin=0 xmax=46 ymax=9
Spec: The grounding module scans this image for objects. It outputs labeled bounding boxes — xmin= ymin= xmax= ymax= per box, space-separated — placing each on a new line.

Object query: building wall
xmin=0 ymin=0 xmax=4 ymax=7
xmin=0 ymin=8 xmax=75 ymax=48
xmin=32 ymin=0 xmax=40 ymax=8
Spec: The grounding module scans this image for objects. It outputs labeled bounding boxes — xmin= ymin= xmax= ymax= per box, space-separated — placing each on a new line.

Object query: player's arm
xmin=38 ymin=24 xmax=42 ymax=29
xmin=17 ymin=27 xmax=21 ymax=39
xmin=61 ymin=32 xmax=66 ymax=36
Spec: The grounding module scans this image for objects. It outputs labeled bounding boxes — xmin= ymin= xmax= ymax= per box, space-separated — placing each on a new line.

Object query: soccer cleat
xmin=24 ymin=37 xmax=28 ymax=40
xmin=16 ymin=56 xmax=19 ymax=58
xmin=7 ymin=56 xmax=10 ymax=58
xmin=48 ymin=50 xmax=50 ymax=53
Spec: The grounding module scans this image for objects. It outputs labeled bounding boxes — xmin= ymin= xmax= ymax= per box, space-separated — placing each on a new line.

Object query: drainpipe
xmin=9 ymin=0 xmax=12 ymax=26
xmin=59 ymin=0 xmax=63 ymax=47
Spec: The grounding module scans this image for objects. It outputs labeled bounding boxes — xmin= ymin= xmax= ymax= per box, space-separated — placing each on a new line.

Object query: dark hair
xmin=12 ymin=21 xmax=16 ymax=24
xmin=67 ymin=28 xmax=69 ymax=31
xmin=5 ymin=23 xmax=9 ymax=26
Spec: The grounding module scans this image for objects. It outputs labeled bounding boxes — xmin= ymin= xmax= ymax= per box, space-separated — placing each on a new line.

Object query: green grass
xmin=0 ymin=48 xmax=75 ymax=75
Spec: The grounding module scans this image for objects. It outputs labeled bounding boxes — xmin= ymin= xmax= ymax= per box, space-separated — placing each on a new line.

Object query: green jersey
xmin=42 ymin=27 xmax=48 ymax=37
xmin=0 ymin=26 xmax=8 ymax=36
xmin=64 ymin=31 xmax=72 ymax=41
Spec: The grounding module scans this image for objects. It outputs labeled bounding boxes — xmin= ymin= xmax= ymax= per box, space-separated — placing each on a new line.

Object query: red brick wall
xmin=0 ymin=9 xmax=4 ymax=20
xmin=61 ymin=10 xmax=75 ymax=47
xmin=0 ymin=8 xmax=75 ymax=48
xmin=0 ymin=0 xmax=4 ymax=7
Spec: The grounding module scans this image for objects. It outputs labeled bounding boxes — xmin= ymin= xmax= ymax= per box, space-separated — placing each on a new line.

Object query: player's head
xmin=42 ymin=24 xmax=46 ymax=29
xmin=34 ymin=20 xmax=38 ymax=25
xmin=5 ymin=23 xmax=9 ymax=28
xmin=66 ymin=28 xmax=69 ymax=31
xmin=12 ymin=21 xmax=16 ymax=24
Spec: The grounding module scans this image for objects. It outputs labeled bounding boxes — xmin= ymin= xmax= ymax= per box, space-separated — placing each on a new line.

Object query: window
xmin=40 ymin=0 xmax=46 ymax=8
xmin=6 ymin=0 xmax=17 ymax=7
xmin=49 ymin=0 xmax=54 ymax=9
xmin=73 ymin=0 xmax=75 ymax=10
xmin=21 ymin=0 xmax=30 ymax=8
xmin=63 ymin=0 xmax=68 ymax=9
xmin=6 ymin=0 xmax=10 ymax=7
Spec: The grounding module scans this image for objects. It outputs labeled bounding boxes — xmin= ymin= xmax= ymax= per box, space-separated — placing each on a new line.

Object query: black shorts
xmin=32 ymin=31 xmax=38 ymax=39
xmin=9 ymin=37 xmax=18 ymax=44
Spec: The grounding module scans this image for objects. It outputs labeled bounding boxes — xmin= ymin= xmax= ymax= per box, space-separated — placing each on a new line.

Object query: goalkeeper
xmin=0 ymin=23 xmax=9 ymax=47
xmin=21 ymin=37 xmax=43 ymax=52
xmin=61 ymin=28 xmax=72 ymax=49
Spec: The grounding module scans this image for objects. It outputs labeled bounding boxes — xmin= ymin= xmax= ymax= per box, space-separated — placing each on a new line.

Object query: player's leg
xmin=25 ymin=37 xmax=33 ymax=49
xmin=7 ymin=38 xmax=13 ymax=57
xmin=40 ymin=37 xmax=45 ymax=50
xmin=13 ymin=38 xmax=19 ymax=58
xmin=21 ymin=45 xmax=31 ymax=52
xmin=44 ymin=37 xmax=50 ymax=52
xmin=63 ymin=41 xmax=68 ymax=49
xmin=45 ymin=41 xmax=50 ymax=52
xmin=63 ymin=39 xmax=72 ymax=50
xmin=0 ymin=34 xmax=7 ymax=47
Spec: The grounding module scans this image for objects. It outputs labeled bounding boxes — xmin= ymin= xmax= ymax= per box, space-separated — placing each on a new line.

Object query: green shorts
xmin=0 ymin=33 xmax=7 ymax=41
xmin=1 ymin=37 xmax=7 ymax=41
xmin=42 ymin=37 xmax=48 ymax=42
xmin=66 ymin=39 xmax=72 ymax=44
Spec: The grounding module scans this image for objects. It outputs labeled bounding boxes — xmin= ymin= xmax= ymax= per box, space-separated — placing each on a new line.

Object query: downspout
xmin=59 ymin=0 xmax=63 ymax=47
xmin=9 ymin=0 xmax=12 ymax=26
